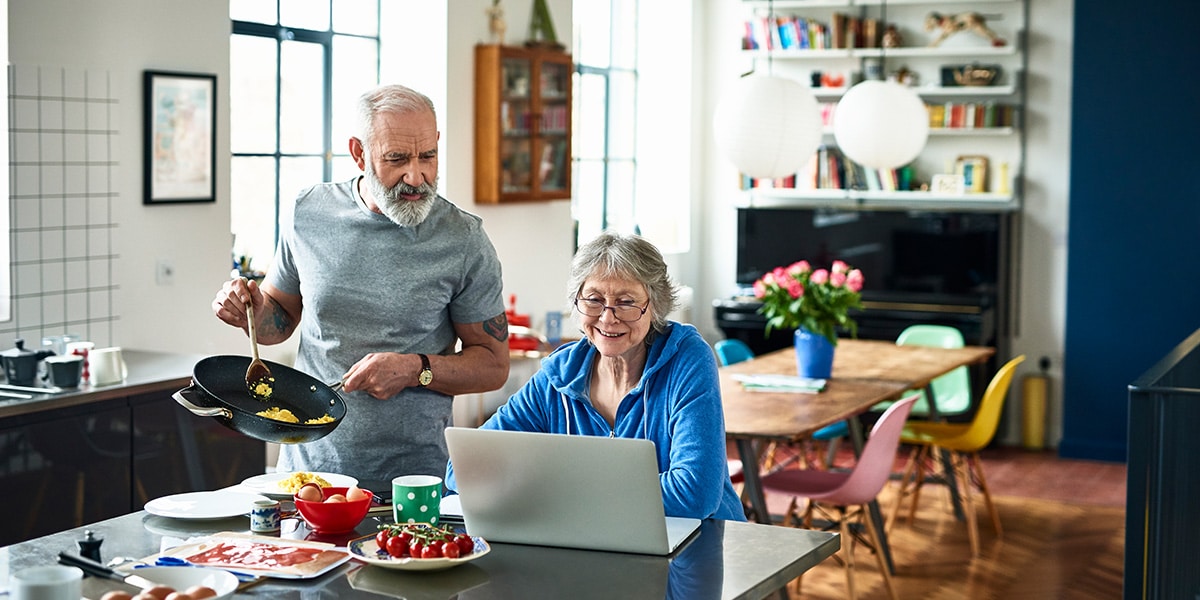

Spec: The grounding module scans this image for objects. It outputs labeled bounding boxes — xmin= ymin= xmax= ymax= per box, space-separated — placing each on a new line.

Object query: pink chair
xmin=759 ymin=395 xmax=918 ymax=600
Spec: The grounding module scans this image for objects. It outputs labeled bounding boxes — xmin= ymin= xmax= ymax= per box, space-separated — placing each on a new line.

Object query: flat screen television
xmin=735 ymin=208 xmax=1001 ymax=302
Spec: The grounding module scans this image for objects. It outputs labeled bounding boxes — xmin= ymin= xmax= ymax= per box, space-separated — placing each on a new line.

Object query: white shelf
xmin=742 ymin=188 xmax=1019 ymax=212
xmin=929 ymin=127 xmax=1016 ymax=136
xmin=743 ymin=0 xmax=1018 ymax=6
xmin=746 ymin=45 xmax=1019 ymax=60
xmin=916 ymin=84 xmax=1017 ymax=96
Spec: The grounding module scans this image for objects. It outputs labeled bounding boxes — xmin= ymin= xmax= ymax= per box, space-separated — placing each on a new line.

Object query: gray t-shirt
xmin=266 ymin=177 xmax=505 ymax=481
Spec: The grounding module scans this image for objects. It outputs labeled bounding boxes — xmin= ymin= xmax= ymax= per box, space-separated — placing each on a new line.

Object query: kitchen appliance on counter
xmin=1 ymin=338 xmax=56 ymax=387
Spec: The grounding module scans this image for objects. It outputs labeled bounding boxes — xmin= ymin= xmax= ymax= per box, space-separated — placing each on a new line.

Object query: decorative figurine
xmin=487 ymin=0 xmax=506 ymax=46
xmin=882 ymin=24 xmax=902 ymax=48
xmin=924 ymin=12 xmax=1006 ymax=47
xmin=526 ymin=0 xmax=564 ymax=50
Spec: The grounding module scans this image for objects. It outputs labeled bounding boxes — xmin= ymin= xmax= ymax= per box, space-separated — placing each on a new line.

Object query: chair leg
xmin=838 ymin=509 xmax=858 ymax=600
xmin=888 ymin=445 xmax=921 ymax=531
xmin=861 ymin=503 xmax=900 ymax=600
xmin=952 ymin=451 xmax=980 ymax=557
xmin=969 ymin=452 xmax=1003 ymax=537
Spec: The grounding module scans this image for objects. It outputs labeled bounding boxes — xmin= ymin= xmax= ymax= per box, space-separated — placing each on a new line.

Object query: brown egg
xmin=100 ymin=592 xmax=135 ymax=600
xmin=142 ymin=586 xmax=175 ymax=600
xmin=345 ymin=487 xmax=371 ymax=503
xmin=184 ymin=586 xmax=217 ymax=599
xmin=323 ymin=493 xmax=347 ymax=503
xmin=297 ymin=482 xmax=324 ymax=502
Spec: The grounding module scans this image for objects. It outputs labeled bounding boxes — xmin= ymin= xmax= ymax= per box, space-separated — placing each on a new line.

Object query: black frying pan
xmin=173 ymin=355 xmax=347 ymax=444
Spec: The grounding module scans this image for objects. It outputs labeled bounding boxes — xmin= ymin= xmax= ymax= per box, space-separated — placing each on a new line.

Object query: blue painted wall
xmin=1062 ymin=1 xmax=1200 ymax=461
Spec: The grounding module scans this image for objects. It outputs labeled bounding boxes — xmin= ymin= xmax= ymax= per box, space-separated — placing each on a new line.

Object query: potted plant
xmin=752 ymin=260 xmax=864 ymax=378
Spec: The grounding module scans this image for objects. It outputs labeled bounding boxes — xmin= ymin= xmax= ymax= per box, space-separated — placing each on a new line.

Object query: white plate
xmin=124 ymin=566 xmax=239 ymax=599
xmin=240 ymin=471 xmax=359 ymax=498
xmin=348 ymin=534 xmax=490 ymax=571
xmin=144 ymin=491 xmax=269 ymax=520
xmin=155 ymin=532 xmax=353 ymax=579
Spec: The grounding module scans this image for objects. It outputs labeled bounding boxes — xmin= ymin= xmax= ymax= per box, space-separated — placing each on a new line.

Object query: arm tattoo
xmin=483 ymin=313 xmax=509 ymax=343
xmin=267 ymin=296 xmax=293 ymax=334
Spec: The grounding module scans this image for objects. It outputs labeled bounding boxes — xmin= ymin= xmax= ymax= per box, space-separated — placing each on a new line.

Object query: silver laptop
xmin=444 ymin=427 xmax=702 ymax=555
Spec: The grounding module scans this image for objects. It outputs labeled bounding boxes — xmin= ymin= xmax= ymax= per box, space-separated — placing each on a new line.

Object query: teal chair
xmin=715 ymin=339 xmax=848 ymax=467
xmin=872 ymin=324 xmax=973 ymax=419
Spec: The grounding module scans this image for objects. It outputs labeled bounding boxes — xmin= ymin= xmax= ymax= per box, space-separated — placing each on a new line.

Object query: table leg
xmin=847 ymin=417 xmax=896 ymax=575
xmin=736 ymin=439 xmax=771 ymax=524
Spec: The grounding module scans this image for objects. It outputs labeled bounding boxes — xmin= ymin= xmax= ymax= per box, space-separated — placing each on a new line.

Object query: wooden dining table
xmin=720 ymin=338 xmax=996 ymax=572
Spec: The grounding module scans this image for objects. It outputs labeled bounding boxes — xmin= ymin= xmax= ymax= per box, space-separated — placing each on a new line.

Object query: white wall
xmin=8 ymin=0 xmax=246 ymax=358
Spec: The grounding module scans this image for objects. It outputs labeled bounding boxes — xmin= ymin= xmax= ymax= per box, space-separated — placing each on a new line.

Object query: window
xmin=229 ymin=1 xmax=380 ymax=274
xmin=571 ymin=0 xmax=692 ymax=253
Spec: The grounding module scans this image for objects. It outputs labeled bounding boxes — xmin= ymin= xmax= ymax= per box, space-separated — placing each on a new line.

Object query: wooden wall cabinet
xmin=474 ymin=44 xmax=573 ymax=203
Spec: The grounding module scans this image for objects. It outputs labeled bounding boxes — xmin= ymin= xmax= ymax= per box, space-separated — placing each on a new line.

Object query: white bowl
xmin=130 ymin=566 xmax=239 ymax=599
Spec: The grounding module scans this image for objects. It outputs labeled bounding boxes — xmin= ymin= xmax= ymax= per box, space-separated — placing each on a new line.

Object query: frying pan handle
xmin=173 ymin=383 xmax=233 ymax=419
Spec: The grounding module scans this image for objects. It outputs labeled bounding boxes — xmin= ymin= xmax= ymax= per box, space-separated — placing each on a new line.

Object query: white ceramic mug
xmin=89 ymin=346 xmax=127 ymax=386
xmin=11 ymin=565 xmax=83 ymax=600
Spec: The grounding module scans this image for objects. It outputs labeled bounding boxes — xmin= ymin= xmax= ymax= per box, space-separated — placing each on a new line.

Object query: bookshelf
xmin=737 ymin=0 xmax=1028 ymax=212
xmin=474 ymin=44 xmax=573 ymax=204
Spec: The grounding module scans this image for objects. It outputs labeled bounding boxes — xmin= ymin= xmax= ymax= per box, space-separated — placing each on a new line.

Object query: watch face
xmin=418 ymin=369 xmax=433 ymax=386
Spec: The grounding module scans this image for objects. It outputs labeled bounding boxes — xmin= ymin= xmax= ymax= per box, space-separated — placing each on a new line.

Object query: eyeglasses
xmin=574 ymin=297 xmax=650 ymax=322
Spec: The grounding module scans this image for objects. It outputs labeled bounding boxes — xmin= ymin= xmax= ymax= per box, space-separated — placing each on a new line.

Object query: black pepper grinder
xmin=77 ymin=529 xmax=103 ymax=562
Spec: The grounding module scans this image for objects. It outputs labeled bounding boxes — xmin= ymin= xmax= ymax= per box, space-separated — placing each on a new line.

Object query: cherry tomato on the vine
xmin=385 ymin=535 xmax=408 ymax=558
xmin=454 ymin=534 xmax=474 ymax=555
xmin=421 ymin=544 xmax=442 ymax=559
xmin=375 ymin=530 xmax=390 ymax=549
xmin=441 ymin=541 xmax=461 ymax=559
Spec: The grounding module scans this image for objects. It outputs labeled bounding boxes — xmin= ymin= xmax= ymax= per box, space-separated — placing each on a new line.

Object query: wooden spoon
xmin=245 ymin=294 xmax=274 ymax=399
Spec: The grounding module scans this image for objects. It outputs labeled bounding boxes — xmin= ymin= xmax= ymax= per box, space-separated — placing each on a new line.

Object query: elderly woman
xmin=447 ymin=231 xmax=745 ymax=522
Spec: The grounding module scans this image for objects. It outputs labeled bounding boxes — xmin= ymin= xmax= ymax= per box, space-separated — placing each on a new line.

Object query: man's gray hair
xmin=355 ymin=84 xmax=436 ymax=149
xmin=567 ymin=231 xmax=679 ymax=338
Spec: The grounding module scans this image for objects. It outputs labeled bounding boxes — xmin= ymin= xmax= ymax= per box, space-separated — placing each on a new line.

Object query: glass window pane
xmin=230 ymin=35 xmax=278 ymax=154
xmin=279 ymin=41 xmax=325 ymax=154
xmin=280 ymin=0 xmax=329 ymax=31
xmin=230 ymin=0 xmax=276 ymax=25
xmin=332 ymin=35 xmax=379 ymax=142
xmin=230 ymin=156 xmax=278 ymax=273
xmin=607 ymin=70 xmax=635 ymax=159
xmin=574 ymin=72 xmax=607 ymax=160
xmin=280 ymin=156 xmax=325 ymax=224
xmin=332 ymin=0 xmax=378 ymax=36
xmin=572 ymin=0 xmax=611 ymax=69
xmin=610 ymin=0 xmax=637 ymax=69
xmin=331 ymin=155 xmax=360 ymax=183
xmin=573 ymin=159 xmax=605 ymax=241
xmin=604 ymin=159 xmax=636 ymax=233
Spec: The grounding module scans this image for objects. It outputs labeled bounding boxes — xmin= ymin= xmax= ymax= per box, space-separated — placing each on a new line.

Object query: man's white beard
xmin=362 ymin=161 xmax=437 ymax=227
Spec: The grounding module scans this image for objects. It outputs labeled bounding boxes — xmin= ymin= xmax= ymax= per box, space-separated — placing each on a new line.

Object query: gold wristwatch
xmin=417 ymin=353 xmax=433 ymax=387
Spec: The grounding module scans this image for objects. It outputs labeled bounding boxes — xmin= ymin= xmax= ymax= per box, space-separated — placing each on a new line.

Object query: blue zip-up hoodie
xmin=446 ymin=321 xmax=746 ymax=522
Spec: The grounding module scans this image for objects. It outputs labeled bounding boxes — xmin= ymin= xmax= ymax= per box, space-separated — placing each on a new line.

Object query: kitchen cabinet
xmin=737 ymin=0 xmax=1028 ymax=213
xmin=474 ymin=44 xmax=573 ymax=203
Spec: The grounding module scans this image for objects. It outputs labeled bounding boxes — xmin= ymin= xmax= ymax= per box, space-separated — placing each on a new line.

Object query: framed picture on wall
xmin=143 ymin=70 xmax=217 ymax=204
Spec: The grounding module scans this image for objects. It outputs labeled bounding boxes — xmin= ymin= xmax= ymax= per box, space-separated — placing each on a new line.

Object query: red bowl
xmin=293 ymin=486 xmax=372 ymax=533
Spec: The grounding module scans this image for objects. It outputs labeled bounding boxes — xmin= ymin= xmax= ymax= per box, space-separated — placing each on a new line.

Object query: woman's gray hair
xmin=567 ymin=231 xmax=679 ymax=338
xmin=355 ymin=84 xmax=436 ymax=149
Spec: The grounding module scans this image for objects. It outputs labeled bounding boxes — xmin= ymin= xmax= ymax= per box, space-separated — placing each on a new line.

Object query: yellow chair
xmin=888 ymin=354 xmax=1026 ymax=557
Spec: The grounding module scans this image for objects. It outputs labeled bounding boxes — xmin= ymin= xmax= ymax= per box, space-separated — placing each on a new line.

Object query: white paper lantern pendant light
xmin=713 ymin=0 xmax=823 ymax=180
xmin=833 ymin=0 xmax=930 ymax=171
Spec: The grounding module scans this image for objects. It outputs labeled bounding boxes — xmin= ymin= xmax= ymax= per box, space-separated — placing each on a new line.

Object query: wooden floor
xmin=748 ymin=445 xmax=1127 ymax=599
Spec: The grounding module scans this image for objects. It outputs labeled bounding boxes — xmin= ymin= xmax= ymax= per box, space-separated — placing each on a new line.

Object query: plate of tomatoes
xmin=348 ymin=523 xmax=490 ymax=571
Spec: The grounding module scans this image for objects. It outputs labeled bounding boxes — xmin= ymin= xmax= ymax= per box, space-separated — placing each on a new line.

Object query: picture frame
xmin=931 ymin=173 xmax=966 ymax=195
xmin=143 ymin=70 xmax=217 ymax=204
xmin=954 ymin=155 xmax=990 ymax=193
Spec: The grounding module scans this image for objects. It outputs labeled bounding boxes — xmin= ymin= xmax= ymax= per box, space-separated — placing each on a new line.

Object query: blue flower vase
xmin=794 ymin=327 xmax=835 ymax=379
